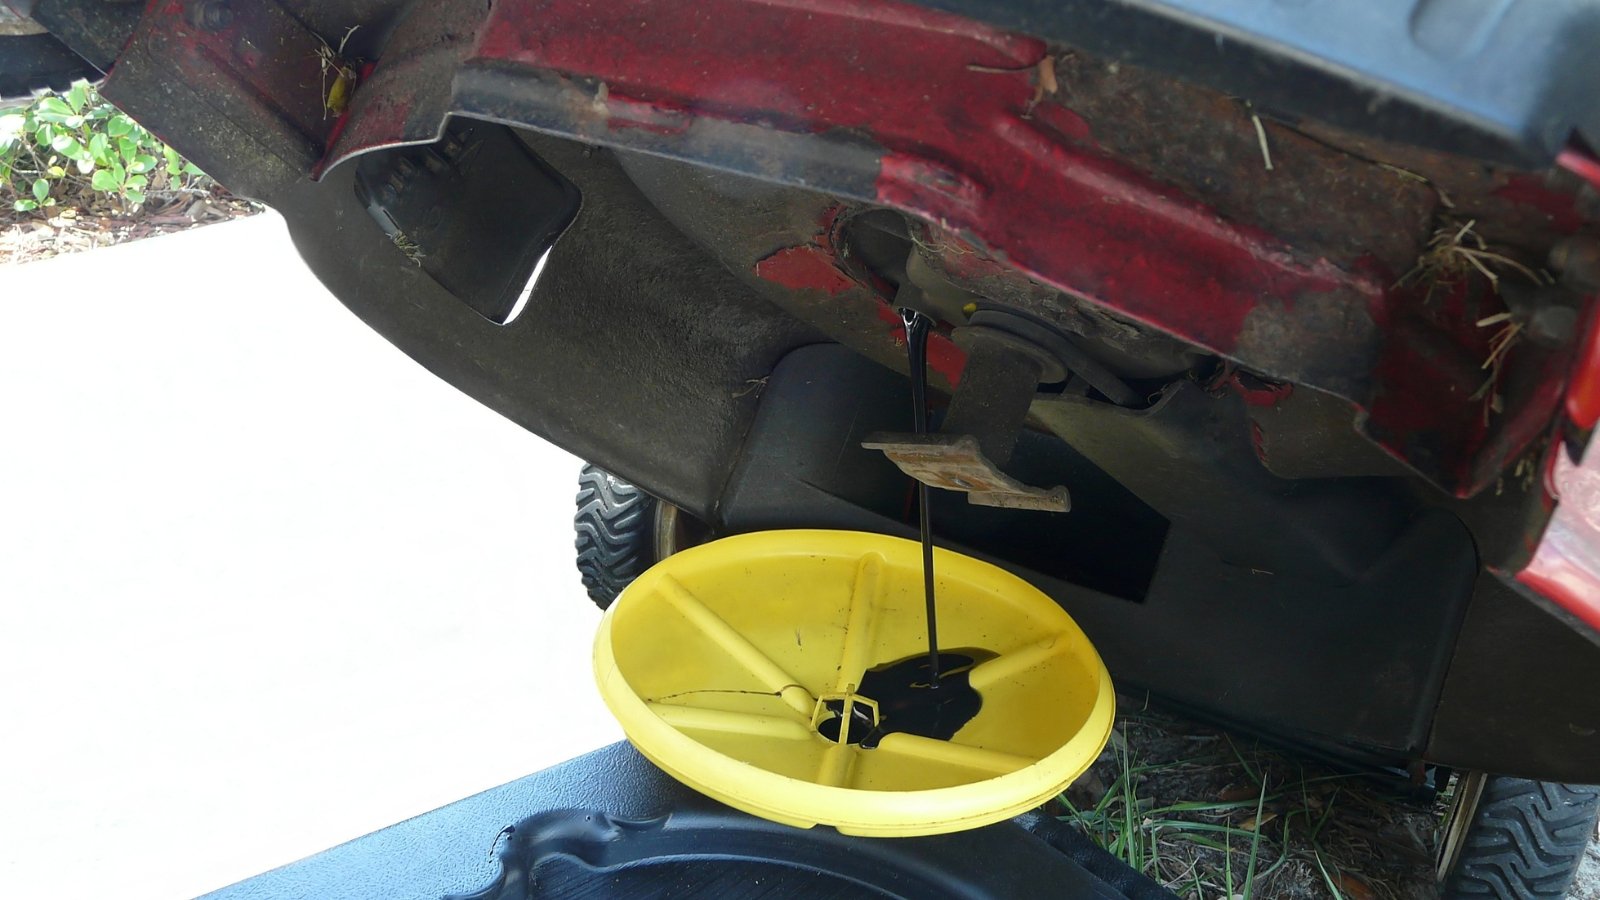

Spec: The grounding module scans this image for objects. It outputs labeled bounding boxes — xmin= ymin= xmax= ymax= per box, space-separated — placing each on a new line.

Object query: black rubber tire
xmin=574 ymin=464 xmax=659 ymax=610
xmin=1439 ymin=775 xmax=1600 ymax=898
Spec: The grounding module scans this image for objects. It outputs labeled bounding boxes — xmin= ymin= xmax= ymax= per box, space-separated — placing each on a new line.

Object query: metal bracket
xmin=861 ymin=434 xmax=1071 ymax=512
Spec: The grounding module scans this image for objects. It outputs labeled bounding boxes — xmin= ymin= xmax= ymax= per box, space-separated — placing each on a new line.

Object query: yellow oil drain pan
xmin=593 ymin=529 xmax=1115 ymax=837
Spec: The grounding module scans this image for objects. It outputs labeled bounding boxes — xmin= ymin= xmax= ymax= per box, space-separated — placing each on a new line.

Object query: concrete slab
xmin=0 ymin=214 xmax=622 ymax=899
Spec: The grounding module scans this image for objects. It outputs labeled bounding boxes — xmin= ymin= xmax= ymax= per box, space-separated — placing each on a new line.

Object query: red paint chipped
xmin=1228 ymin=373 xmax=1293 ymax=408
xmin=755 ymin=246 xmax=857 ymax=296
xmin=337 ymin=0 xmax=1368 ymax=364
xmin=312 ymin=0 xmax=1563 ymax=494
xmin=877 ymin=115 xmax=1366 ymax=358
xmin=474 ymin=0 xmax=1045 ymax=132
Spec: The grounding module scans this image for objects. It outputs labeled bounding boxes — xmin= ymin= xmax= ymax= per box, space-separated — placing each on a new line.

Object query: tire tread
xmin=1442 ymin=777 xmax=1600 ymax=899
xmin=573 ymin=464 xmax=657 ymax=610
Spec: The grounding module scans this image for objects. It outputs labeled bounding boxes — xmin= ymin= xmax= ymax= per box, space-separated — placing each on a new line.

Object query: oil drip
xmin=901 ymin=307 xmax=941 ymax=686
xmin=814 ymin=308 xmax=974 ymax=751
xmin=818 ymin=649 xmax=994 ymax=748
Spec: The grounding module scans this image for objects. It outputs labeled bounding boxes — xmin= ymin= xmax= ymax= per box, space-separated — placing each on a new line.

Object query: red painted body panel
xmin=130 ymin=0 xmax=1600 ymax=636
xmin=318 ymin=0 xmax=1585 ymax=498
xmin=1523 ymin=449 xmax=1600 ymax=635
xmin=1567 ymin=299 xmax=1600 ymax=429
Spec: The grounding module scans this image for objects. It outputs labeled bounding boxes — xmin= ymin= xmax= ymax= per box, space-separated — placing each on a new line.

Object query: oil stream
xmin=901 ymin=308 xmax=942 ymax=688
xmin=817 ymin=308 xmax=984 ymax=749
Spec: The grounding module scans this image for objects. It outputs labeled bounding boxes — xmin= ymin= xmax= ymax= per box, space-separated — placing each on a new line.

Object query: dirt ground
xmin=0 ymin=181 xmax=255 ymax=265
xmin=1579 ymin=842 xmax=1600 ymax=898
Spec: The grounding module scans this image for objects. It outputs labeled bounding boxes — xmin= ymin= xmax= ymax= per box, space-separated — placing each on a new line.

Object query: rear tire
xmin=1437 ymin=772 xmax=1600 ymax=898
xmin=574 ymin=464 xmax=661 ymax=610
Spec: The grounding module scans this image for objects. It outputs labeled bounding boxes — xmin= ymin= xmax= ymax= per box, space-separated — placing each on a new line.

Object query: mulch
xmin=0 ymin=181 xmax=257 ymax=265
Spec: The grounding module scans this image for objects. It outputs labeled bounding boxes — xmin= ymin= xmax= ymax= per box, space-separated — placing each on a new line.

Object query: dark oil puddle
xmin=817 ymin=649 xmax=994 ymax=749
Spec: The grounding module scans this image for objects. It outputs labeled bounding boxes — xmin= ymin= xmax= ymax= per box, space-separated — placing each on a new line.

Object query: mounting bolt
xmin=186 ymin=0 xmax=234 ymax=31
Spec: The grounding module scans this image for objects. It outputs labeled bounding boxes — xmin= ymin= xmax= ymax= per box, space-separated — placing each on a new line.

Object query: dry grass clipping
xmin=1058 ymin=700 xmax=1440 ymax=899
xmin=390 ymin=230 xmax=423 ymax=266
xmin=1396 ymin=219 xmax=1552 ymax=422
xmin=1398 ymin=219 xmax=1546 ymax=292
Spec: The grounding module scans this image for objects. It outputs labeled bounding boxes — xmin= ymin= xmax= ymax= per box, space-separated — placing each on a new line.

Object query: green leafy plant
xmin=1 ymin=80 xmax=205 ymax=213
